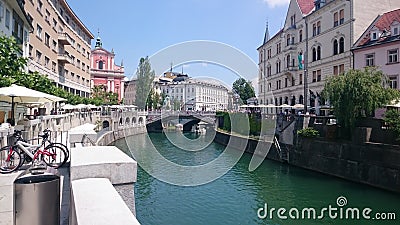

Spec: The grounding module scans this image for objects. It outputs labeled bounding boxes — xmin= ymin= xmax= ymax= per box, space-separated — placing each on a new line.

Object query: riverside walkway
xmin=0 ymin=122 xmax=141 ymax=225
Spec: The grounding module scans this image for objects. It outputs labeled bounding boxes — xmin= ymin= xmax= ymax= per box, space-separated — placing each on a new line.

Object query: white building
xmin=258 ymin=0 xmax=400 ymax=114
xmin=0 ymin=0 xmax=33 ymax=57
xmin=155 ymin=72 xmax=230 ymax=111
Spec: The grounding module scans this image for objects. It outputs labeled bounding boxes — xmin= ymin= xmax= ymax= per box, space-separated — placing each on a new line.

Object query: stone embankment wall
xmin=214 ymin=130 xmax=281 ymax=162
xmin=292 ymin=137 xmax=400 ymax=193
xmin=96 ymin=126 xmax=147 ymax=146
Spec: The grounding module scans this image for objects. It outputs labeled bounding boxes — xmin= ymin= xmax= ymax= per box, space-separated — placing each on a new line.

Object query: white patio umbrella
xmin=292 ymin=103 xmax=305 ymax=109
xmin=61 ymin=104 xmax=75 ymax=110
xmin=0 ymin=84 xmax=66 ymax=124
xmin=0 ymin=84 xmax=65 ymax=103
xmin=279 ymin=104 xmax=292 ymax=108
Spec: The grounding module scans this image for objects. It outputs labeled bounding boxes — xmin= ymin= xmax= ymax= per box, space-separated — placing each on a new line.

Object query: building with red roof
xmin=258 ymin=0 xmax=400 ymax=114
xmin=353 ymin=8 xmax=400 ymax=91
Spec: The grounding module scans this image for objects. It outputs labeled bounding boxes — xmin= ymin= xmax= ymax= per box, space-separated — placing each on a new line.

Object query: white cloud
xmin=263 ymin=0 xmax=290 ymax=8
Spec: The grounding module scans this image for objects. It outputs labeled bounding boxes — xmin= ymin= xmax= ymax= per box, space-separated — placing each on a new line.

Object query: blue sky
xmin=68 ymin=0 xmax=290 ymax=86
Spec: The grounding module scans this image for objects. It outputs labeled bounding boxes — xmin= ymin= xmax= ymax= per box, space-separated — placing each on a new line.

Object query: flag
xmin=298 ymin=53 xmax=304 ymax=70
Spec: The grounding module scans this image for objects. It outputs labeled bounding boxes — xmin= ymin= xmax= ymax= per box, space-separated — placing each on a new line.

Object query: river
xmin=114 ymin=132 xmax=400 ymax=225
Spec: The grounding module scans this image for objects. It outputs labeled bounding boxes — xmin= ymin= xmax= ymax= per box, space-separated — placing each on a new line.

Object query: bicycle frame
xmin=15 ymin=141 xmax=54 ymax=161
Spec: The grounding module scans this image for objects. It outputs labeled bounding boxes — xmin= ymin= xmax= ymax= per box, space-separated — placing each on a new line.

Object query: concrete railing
xmin=70 ymin=178 xmax=140 ymax=225
xmin=69 ymin=146 xmax=139 ymax=224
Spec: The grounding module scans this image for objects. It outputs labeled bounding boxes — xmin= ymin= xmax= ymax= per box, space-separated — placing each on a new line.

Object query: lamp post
xmin=9 ymin=94 xmax=16 ymax=126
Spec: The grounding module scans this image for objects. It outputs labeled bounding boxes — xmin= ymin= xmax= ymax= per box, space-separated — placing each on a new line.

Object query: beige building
xmin=25 ymin=0 xmax=94 ymax=97
xmin=258 ymin=0 xmax=400 ymax=113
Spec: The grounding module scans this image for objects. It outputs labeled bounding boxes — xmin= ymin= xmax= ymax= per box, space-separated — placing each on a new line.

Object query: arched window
xmin=98 ymin=61 xmax=104 ymax=69
xmin=333 ymin=39 xmax=338 ymax=55
xmin=312 ymin=47 xmax=317 ymax=61
xmin=317 ymin=46 xmax=321 ymax=60
xmin=339 ymin=37 xmax=345 ymax=54
xmin=286 ymin=34 xmax=291 ymax=46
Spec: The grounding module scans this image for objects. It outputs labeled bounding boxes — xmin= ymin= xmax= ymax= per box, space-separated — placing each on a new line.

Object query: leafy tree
xmin=383 ymin=109 xmax=400 ymax=141
xmin=232 ymin=78 xmax=255 ymax=104
xmin=135 ymin=57 xmax=155 ymax=110
xmin=91 ymin=85 xmax=119 ymax=105
xmin=0 ymin=35 xmax=28 ymax=87
xmin=323 ymin=67 xmax=400 ymax=137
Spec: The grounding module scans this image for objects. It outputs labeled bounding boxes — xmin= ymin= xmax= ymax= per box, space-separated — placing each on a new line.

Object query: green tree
xmin=383 ymin=109 xmax=400 ymax=141
xmin=232 ymin=78 xmax=255 ymax=104
xmin=91 ymin=85 xmax=119 ymax=105
xmin=323 ymin=67 xmax=399 ymax=137
xmin=0 ymin=35 xmax=28 ymax=87
xmin=135 ymin=57 xmax=155 ymax=110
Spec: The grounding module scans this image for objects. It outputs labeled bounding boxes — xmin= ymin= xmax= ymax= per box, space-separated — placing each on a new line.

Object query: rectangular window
xmin=299 ymin=74 xmax=303 ymax=85
xmin=285 ymin=78 xmax=288 ymax=87
xmin=5 ymin=9 xmax=10 ymax=28
xmin=36 ymin=24 xmax=42 ymax=39
xmin=334 ymin=66 xmax=338 ymax=75
xmin=366 ymin=54 xmax=375 ymax=67
xmin=52 ymin=18 xmax=57 ymax=30
xmin=317 ymin=21 xmax=321 ymax=35
xmin=388 ymin=49 xmax=398 ymax=63
xmin=52 ymin=61 xmax=56 ymax=72
xmin=44 ymin=56 xmax=49 ymax=67
xmin=317 ymin=70 xmax=322 ymax=82
xmin=28 ymin=45 xmax=33 ymax=58
xmin=334 ymin=12 xmax=338 ymax=27
xmin=44 ymin=33 xmax=50 ymax=47
xmin=339 ymin=9 xmax=344 ymax=25
xmin=36 ymin=50 xmax=42 ymax=64
xmin=45 ymin=9 xmax=50 ymax=23
xmin=389 ymin=76 xmax=398 ymax=89
xmin=52 ymin=40 xmax=57 ymax=51
xmin=37 ymin=0 xmax=43 ymax=14
xmin=313 ymin=23 xmax=316 ymax=36
xmin=312 ymin=71 xmax=317 ymax=82
xmin=339 ymin=64 xmax=345 ymax=74
xmin=393 ymin=27 xmax=399 ymax=36
xmin=299 ymin=30 xmax=303 ymax=42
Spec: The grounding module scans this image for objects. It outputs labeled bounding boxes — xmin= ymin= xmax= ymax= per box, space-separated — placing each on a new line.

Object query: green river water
xmin=114 ymin=132 xmax=400 ymax=225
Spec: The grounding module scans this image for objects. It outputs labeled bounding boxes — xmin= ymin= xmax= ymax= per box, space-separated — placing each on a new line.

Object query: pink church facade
xmin=90 ymin=36 xmax=125 ymax=102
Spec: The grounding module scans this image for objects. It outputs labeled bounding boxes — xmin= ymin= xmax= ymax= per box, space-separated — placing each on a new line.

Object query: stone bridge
xmin=99 ymin=110 xmax=147 ymax=131
xmin=146 ymin=111 xmax=216 ymax=132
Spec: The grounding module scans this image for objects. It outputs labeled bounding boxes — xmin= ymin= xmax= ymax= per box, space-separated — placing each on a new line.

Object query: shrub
xmin=297 ymin=127 xmax=319 ymax=138
xmin=383 ymin=109 xmax=400 ymax=141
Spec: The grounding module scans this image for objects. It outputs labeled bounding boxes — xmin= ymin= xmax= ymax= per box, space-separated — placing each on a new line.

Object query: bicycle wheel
xmin=48 ymin=142 xmax=69 ymax=160
xmin=0 ymin=146 xmax=22 ymax=173
xmin=42 ymin=144 xmax=67 ymax=168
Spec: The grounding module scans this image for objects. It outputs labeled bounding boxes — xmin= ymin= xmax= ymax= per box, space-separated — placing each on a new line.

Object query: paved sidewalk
xmin=0 ymin=164 xmax=70 ymax=225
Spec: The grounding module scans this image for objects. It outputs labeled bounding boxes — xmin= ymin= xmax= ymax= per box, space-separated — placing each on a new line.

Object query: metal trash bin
xmin=14 ymin=170 xmax=60 ymax=225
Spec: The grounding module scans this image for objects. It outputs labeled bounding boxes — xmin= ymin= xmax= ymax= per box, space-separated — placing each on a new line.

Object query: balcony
xmin=58 ymin=32 xmax=72 ymax=45
xmin=57 ymin=53 xmax=72 ymax=64
xmin=284 ymin=43 xmax=297 ymax=52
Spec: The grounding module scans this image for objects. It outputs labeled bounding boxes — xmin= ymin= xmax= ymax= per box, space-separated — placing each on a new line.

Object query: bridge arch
xmin=132 ymin=117 xmax=137 ymax=126
xmin=102 ymin=121 xmax=110 ymax=129
xmin=125 ymin=117 xmax=130 ymax=126
xmin=138 ymin=117 xmax=144 ymax=125
xmin=119 ymin=117 xmax=123 ymax=126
